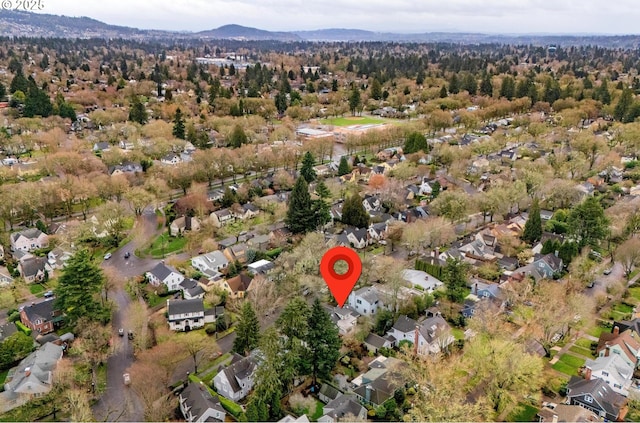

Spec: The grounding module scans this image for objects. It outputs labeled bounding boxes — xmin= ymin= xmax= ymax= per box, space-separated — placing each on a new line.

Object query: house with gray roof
xmin=191 ymin=251 xmax=229 ymax=279
xmin=213 ymin=353 xmax=257 ymax=402
xmin=3 ymin=342 xmax=63 ymax=404
xmin=402 ymin=269 xmax=443 ymax=293
xmin=318 ymin=394 xmax=367 ymax=423
xmin=566 ymin=376 xmax=628 ymax=421
xmin=10 ymin=228 xmax=49 ymax=252
xmin=18 ymin=257 xmax=52 ymax=284
xmin=318 ymin=383 xmax=342 ymax=404
xmin=514 ymin=252 xmax=563 ymax=281
xmin=180 ymin=279 xmax=206 ymax=300
xmin=179 ymin=381 xmax=226 ymax=422
xmin=146 ymin=262 xmax=185 ymax=292
xmin=364 ymin=333 xmax=393 ymax=354
xmin=336 ymin=227 xmax=368 ymax=250
xmin=387 ymin=315 xmax=454 ymax=355
xmin=347 ymin=286 xmax=384 ymax=316
xmin=167 ymin=298 xmax=205 ymax=331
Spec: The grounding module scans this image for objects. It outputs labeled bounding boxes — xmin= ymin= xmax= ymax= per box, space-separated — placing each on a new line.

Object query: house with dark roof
xmin=352 ymin=370 xmax=402 ymax=407
xmin=336 ymin=227 xmax=368 ymax=250
xmin=146 ymin=262 xmax=185 ymax=292
xmin=513 ymin=252 xmax=563 ymax=281
xmin=323 ymin=305 xmax=358 ymax=336
xmin=364 ymin=333 xmax=393 ymax=354
xmin=179 ymin=381 xmax=226 ymax=422
xmin=613 ymin=317 xmax=640 ymax=337
xmin=318 ymin=383 xmax=342 ymax=404
xmin=386 ymin=315 xmax=454 ymax=355
xmin=180 ymin=278 xmax=206 ymax=300
xmin=362 ymin=195 xmax=382 ymax=213
xmin=18 ymin=257 xmax=52 ymax=283
xmin=167 ymin=298 xmax=206 ymax=331
xmin=566 ymin=375 xmax=628 ymax=421
xmin=318 ymin=394 xmax=367 ymax=423
xmin=10 ymin=228 xmax=49 ymax=252
xmin=20 ymin=299 xmax=62 ymax=335
xmin=213 ymin=353 xmax=257 ymax=402
xmin=235 ymin=203 xmax=260 ymax=221
xmin=223 ymin=243 xmax=248 ymax=264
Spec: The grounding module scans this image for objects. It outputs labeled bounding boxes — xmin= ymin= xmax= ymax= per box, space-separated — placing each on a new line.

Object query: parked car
xmin=124 ymin=251 xmax=131 ymax=259
xmin=587 ymin=281 xmax=595 ymax=288
xmin=123 ymin=373 xmax=131 ymax=385
xmin=43 ymin=290 xmax=54 ymax=298
xmin=118 ymin=328 xmax=124 ymax=336
xmin=127 ymin=330 xmax=134 ymax=340
xmin=104 ymin=252 xmax=112 ymax=260
xmin=604 ymin=267 xmax=613 ymax=275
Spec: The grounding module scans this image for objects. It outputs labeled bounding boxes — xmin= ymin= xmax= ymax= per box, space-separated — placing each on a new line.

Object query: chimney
xmin=554 ymin=250 xmax=559 ymax=257
xmin=365 ymin=385 xmax=372 ymax=403
xmin=613 ymin=326 xmax=620 ymax=335
xmin=605 ymin=346 xmax=610 ymax=357
xmin=552 ymin=414 xmax=558 ymax=423
xmin=435 ymin=247 xmax=440 ymax=258
xmin=474 ymin=283 xmax=478 ymax=296
xmin=585 ymin=366 xmax=592 ymax=380
xmin=414 ymin=325 xmax=420 ymax=355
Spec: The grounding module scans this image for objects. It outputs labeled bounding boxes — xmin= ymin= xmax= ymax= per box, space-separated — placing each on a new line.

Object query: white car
xmin=104 ymin=252 xmax=112 ymax=260
xmin=123 ymin=373 xmax=131 ymax=385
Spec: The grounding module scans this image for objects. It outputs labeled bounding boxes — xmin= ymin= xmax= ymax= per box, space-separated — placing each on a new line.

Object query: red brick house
xmin=20 ymin=300 xmax=62 ymax=335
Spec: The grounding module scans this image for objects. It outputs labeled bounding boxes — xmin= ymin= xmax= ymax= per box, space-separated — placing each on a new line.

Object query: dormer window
xmin=584 ymin=395 xmax=593 ymax=403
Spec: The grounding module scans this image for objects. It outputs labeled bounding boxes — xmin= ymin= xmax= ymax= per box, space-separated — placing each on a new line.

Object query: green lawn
xmin=585 ymin=324 xmax=610 ymax=338
xmin=628 ymin=287 xmax=640 ymax=302
xmin=145 ymin=291 xmax=168 ymax=308
xmin=614 ymin=303 xmax=634 ymax=314
xmin=574 ymin=338 xmax=595 ymax=349
xmin=142 ymin=233 xmax=187 ymax=258
xmin=0 ymin=368 xmax=9 ymax=385
xmin=451 ymin=327 xmax=466 ymax=340
xmin=200 ymin=352 xmax=233 ymax=383
xmin=29 ymin=284 xmax=45 ymax=295
xmin=508 ymin=403 xmax=539 ymax=422
xmin=320 ymin=116 xmax=387 ymax=127
xmin=552 ymin=353 xmax=585 ymax=376
xmin=309 ymin=400 xmax=324 ymax=421
xmin=569 ymin=345 xmax=593 ymax=358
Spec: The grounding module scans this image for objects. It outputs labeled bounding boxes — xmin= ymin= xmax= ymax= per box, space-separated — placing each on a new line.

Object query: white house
xmin=161 ymin=153 xmax=182 ymax=165
xmin=387 ymin=315 xmax=454 ymax=355
xmin=191 ymin=251 xmax=229 ymax=279
xmin=348 ymin=286 xmax=384 ymax=316
xmin=584 ymin=354 xmax=634 ymax=397
xmin=401 ymin=269 xmax=444 ymax=293
xmin=3 ymin=342 xmax=63 ymax=402
xmin=167 ymin=298 xmax=205 ymax=331
xmin=179 ymin=382 xmax=226 ymax=423
xmin=210 ymin=209 xmax=234 ymax=228
xmin=146 ymin=262 xmax=185 ymax=292
xmin=10 ymin=229 xmax=49 ymax=252
xmin=213 ymin=353 xmax=257 ymax=402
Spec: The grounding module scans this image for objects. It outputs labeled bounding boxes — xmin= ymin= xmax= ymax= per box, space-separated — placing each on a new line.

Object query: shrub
xmin=8 ymin=311 xmax=20 ymax=323
xmin=15 ymin=321 xmax=31 ymax=336
xmin=289 ymin=392 xmax=316 ymax=415
xmin=205 ymin=323 xmax=217 ymax=335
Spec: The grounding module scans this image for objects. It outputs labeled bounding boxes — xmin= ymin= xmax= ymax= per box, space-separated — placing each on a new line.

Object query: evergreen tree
xmin=300 ymin=151 xmax=317 ymax=183
xmin=614 ymin=88 xmax=633 ymax=121
xmin=274 ymin=92 xmax=287 ymax=114
xmin=306 ymin=299 xmax=341 ymax=386
xmin=331 ymin=79 xmax=338 ymax=92
xmin=480 ymin=73 xmax=493 ymax=97
xmin=246 ymin=398 xmax=269 ymax=422
xmin=449 ymin=73 xmax=460 ymax=94
xmin=55 ymin=249 xmax=109 ymax=327
xmin=598 ymin=79 xmax=611 ymax=105
xmin=232 ymin=301 xmax=260 ymax=356
xmin=286 ymin=177 xmax=316 ymax=234
xmin=9 ymin=70 xmax=28 ymax=94
xmin=522 ymin=199 xmax=543 ymax=244
xmin=172 ymin=107 xmax=186 ymax=139
xmin=500 ymin=75 xmax=516 ymax=100
xmin=23 ymin=87 xmax=52 ymax=118
xmin=0 ymin=81 xmax=5 ymax=100
xmin=416 ymin=69 xmax=425 ymax=86
xmin=404 ymin=132 xmax=429 ymax=154
xmin=315 ymin=180 xmax=331 ymax=199
xmin=567 ymin=196 xmax=609 ymax=248
xmin=439 ymin=85 xmax=448 ymax=98
xmin=221 ymin=187 xmax=238 ymax=208
xmin=128 ymin=96 xmax=148 ymax=124
xmin=370 ymin=78 xmax=382 ymax=100
xmin=337 ymin=156 xmax=351 ymax=176
xmin=431 ymin=180 xmax=441 ymax=198
xmin=342 ymin=193 xmax=370 ymax=228
xmin=441 ymin=259 xmax=468 ymax=303
xmin=349 ymin=84 xmax=361 ymax=116
xmin=543 ymin=78 xmax=561 ymax=104
xmin=462 ymin=73 xmax=477 ymax=95
xmin=229 ymin=124 xmax=248 ymax=148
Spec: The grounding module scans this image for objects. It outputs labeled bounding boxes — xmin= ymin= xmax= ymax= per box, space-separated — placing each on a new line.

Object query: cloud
xmin=34 ymin=0 xmax=640 ymax=34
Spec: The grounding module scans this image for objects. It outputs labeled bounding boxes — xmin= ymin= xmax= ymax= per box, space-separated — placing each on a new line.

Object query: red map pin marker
xmin=320 ymin=246 xmax=362 ymax=308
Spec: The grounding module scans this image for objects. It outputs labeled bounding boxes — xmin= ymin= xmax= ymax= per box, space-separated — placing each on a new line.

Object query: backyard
xmin=139 ymin=233 xmax=187 ymax=258
xmin=551 ymin=353 xmax=585 ymax=376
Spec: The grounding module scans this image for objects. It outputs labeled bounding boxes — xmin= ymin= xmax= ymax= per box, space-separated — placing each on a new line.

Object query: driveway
xmin=586 ymin=261 xmax=624 ymax=298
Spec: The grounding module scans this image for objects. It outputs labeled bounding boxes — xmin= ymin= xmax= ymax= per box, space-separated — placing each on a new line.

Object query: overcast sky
xmin=31 ymin=0 xmax=640 ymax=34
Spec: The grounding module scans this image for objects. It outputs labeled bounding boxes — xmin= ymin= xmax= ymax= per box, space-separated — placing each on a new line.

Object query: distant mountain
xmin=197 ymin=24 xmax=301 ymax=41
xmin=1 ymin=10 xmax=640 ymax=48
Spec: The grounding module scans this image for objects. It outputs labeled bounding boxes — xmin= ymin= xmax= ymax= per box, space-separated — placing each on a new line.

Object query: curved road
xmin=92 ymin=206 xmax=165 ymax=422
